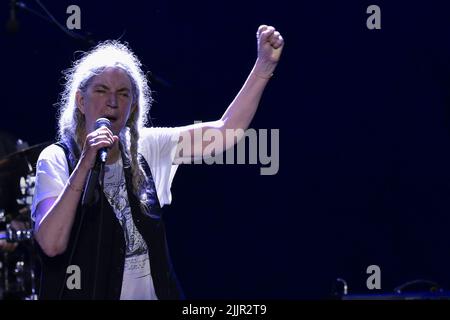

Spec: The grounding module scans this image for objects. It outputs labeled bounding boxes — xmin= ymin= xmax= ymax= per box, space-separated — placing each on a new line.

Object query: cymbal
xmin=0 ymin=141 xmax=52 ymax=179
xmin=0 ymin=142 xmax=51 ymax=211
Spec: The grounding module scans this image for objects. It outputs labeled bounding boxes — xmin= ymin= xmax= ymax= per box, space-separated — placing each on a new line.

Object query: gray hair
xmin=56 ymin=40 xmax=153 ymax=208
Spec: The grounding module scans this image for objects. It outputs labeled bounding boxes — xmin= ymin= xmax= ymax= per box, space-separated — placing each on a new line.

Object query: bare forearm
xmin=36 ymin=163 xmax=90 ymax=256
xmin=220 ymin=59 xmax=274 ymax=131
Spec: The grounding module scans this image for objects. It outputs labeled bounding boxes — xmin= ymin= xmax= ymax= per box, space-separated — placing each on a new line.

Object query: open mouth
xmin=103 ymin=115 xmax=117 ymax=122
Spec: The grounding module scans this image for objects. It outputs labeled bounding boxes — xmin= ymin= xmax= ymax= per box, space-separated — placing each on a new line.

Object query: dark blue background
xmin=3 ymin=0 xmax=450 ymax=299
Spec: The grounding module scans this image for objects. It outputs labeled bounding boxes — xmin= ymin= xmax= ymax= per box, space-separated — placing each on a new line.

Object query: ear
xmin=76 ymin=90 xmax=85 ymax=114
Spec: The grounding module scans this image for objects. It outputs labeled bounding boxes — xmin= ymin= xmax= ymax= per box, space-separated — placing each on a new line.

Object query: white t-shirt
xmin=31 ymin=127 xmax=181 ymax=300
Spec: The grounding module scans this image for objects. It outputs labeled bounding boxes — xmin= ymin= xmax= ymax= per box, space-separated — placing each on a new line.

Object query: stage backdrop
xmin=3 ymin=0 xmax=450 ymax=298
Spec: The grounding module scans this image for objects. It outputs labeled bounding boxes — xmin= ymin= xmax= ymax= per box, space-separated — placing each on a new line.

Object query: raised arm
xmin=174 ymin=25 xmax=284 ymax=163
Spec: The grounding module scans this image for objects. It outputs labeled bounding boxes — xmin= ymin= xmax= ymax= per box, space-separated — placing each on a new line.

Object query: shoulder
xmin=38 ymin=144 xmax=67 ymax=163
xmin=36 ymin=144 xmax=69 ymax=174
xmin=138 ymin=127 xmax=181 ymax=166
xmin=139 ymin=127 xmax=181 ymax=155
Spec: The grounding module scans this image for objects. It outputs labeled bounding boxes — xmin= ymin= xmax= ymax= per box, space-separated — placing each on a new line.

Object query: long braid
xmin=128 ymin=113 xmax=149 ymax=211
xmin=74 ymin=109 xmax=86 ymax=148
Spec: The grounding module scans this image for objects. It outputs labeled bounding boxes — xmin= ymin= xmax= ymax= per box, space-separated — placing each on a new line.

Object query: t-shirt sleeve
xmin=30 ymin=144 xmax=69 ymax=221
xmin=139 ymin=127 xmax=181 ymax=207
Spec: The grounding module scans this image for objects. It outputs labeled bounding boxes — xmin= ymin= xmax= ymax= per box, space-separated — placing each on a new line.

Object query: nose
xmin=107 ymin=92 xmax=119 ymax=108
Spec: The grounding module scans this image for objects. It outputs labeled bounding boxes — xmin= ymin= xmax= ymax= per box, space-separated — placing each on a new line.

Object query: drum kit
xmin=0 ymin=141 xmax=51 ymax=300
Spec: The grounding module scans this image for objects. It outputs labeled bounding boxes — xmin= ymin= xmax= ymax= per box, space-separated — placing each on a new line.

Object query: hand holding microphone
xmin=80 ymin=118 xmax=118 ymax=207
xmin=79 ymin=118 xmax=118 ymax=171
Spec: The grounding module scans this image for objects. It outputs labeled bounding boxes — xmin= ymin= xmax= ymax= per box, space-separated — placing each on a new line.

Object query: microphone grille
xmin=95 ymin=118 xmax=111 ymax=129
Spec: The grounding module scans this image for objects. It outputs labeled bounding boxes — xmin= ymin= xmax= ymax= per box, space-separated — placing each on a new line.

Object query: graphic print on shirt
xmin=103 ymin=160 xmax=158 ymax=299
xmin=103 ymin=163 xmax=148 ymax=260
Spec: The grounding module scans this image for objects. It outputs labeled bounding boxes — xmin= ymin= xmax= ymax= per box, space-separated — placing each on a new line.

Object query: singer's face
xmin=77 ymin=66 xmax=135 ymax=135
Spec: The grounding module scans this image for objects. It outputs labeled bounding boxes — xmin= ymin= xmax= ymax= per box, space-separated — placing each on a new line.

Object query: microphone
xmin=81 ymin=118 xmax=111 ymax=206
xmin=95 ymin=118 xmax=111 ymax=163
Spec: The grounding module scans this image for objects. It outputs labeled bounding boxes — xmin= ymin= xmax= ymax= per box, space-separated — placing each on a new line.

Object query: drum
xmin=0 ymin=142 xmax=50 ymax=300
xmin=0 ymin=215 xmax=38 ymax=300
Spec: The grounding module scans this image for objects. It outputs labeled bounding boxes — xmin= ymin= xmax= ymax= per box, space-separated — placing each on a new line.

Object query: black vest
xmin=36 ymin=142 xmax=183 ymax=300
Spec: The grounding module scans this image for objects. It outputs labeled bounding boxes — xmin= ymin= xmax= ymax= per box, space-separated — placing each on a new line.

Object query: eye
xmin=95 ymin=89 xmax=106 ymax=93
xmin=121 ymin=93 xmax=129 ymax=97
